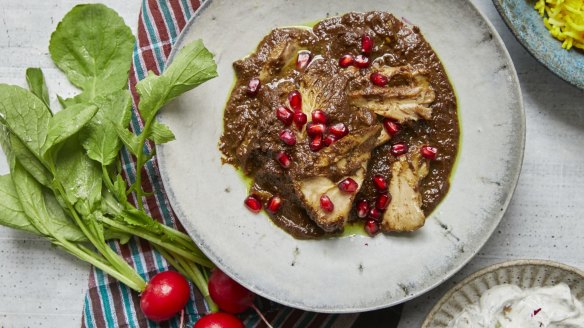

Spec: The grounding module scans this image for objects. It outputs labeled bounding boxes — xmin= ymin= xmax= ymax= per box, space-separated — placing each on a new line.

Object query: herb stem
xmin=55 ymin=237 xmax=144 ymax=292
xmin=99 ymin=215 xmax=213 ymax=267
xmin=53 ymin=182 xmax=146 ymax=290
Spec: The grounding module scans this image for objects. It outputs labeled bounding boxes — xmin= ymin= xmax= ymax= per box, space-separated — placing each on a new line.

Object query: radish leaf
xmin=49 ymin=4 xmax=134 ymax=101
xmin=0 ymin=85 xmax=50 ymax=157
xmin=81 ymin=90 xmax=132 ymax=165
xmin=42 ymin=103 xmax=98 ymax=155
xmin=25 ymin=68 xmax=51 ymax=109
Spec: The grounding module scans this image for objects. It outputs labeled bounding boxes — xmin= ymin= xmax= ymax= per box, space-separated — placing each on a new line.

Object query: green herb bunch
xmin=0 ymin=4 xmax=218 ymax=309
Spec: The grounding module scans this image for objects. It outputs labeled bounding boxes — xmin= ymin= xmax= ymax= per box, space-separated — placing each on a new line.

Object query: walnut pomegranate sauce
xmin=219 ymin=12 xmax=459 ymax=239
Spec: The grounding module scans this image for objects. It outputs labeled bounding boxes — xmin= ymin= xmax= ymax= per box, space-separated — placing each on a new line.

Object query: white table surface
xmin=1 ymin=1 xmax=583 ymax=327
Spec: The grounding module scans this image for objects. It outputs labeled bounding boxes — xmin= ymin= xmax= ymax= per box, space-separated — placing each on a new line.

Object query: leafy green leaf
xmin=42 ymin=103 xmax=98 ymax=155
xmin=0 ymin=84 xmax=50 ymax=156
xmin=136 ymin=40 xmax=218 ymax=123
xmin=26 ymin=68 xmax=51 ymax=109
xmin=0 ymin=174 xmax=39 ymax=235
xmin=150 ymin=121 xmax=175 ymax=144
xmin=54 ymin=137 xmax=102 ymax=214
xmin=81 ymin=90 xmax=132 ymax=165
xmin=115 ymin=124 xmax=141 ymax=156
xmin=1 ymin=132 xmax=52 ymax=187
xmin=49 ymin=4 xmax=134 ymax=100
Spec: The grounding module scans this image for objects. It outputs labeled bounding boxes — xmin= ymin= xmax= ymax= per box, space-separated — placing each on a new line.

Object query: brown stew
xmin=220 ymin=12 xmax=458 ymax=239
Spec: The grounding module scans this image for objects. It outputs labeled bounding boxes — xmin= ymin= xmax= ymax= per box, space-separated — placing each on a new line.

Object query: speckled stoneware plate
xmin=157 ymin=0 xmax=525 ymax=312
xmin=494 ymin=0 xmax=584 ymax=90
xmin=423 ymin=260 xmax=584 ymax=327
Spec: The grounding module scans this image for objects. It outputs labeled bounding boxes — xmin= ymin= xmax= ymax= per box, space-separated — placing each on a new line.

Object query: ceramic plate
xmin=423 ymin=260 xmax=584 ymax=327
xmin=157 ymin=0 xmax=525 ymax=312
xmin=494 ymin=0 xmax=584 ymax=90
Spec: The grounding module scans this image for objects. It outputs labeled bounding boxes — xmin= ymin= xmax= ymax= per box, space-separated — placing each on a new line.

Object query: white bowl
xmin=423 ymin=260 xmax=584 ymax=327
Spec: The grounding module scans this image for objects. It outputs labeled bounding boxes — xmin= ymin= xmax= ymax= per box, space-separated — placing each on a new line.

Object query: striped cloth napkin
xmin=80 ymin=1 xmax=401 ymax=327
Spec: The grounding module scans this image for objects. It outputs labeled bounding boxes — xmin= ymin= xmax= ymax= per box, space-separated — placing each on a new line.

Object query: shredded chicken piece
xmin=349 ymin=65 xmax=435 ymax=123
xmin=381 ymin=152 xmax=430 ymax=232
xmin=294 ymin=167 xmax=365 ymax=232
xmin=290 ymin=126 xmax=380 ymax=231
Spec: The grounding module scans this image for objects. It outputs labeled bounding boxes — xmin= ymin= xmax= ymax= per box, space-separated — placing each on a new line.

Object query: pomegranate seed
xmin=338 ymin=177 xmax=358 ymax=193
xmin=354 ymin=55 xmax=370 ymax=68
xmin=323 ymin=134 xmax=337 ymax=146
xmin=279 ymin=129 xmax=296 ymax=146
xmin=420 ymin=146 xmax=438 ymax=160
xmin=390 ymin=142 xmax=409 ymax=156
xmin=364 ymin=219 xmax=380 ymax=236
xmin=311 ymin=110 xmax=327 ymax=124
xmin=275 ymin=106 xmax=293 ymax=126
xmin=309 ymin=134 xmax=324 ymax=152
xmin=357 ymin=200 xmax=369 ymax=219
xmin=306 ymin=122 xmax=326 ymax=138
xmin=293 ymin=111 xmax=307 ymax=130
xmin=275 ymin=151 xmax=291 ymax=168
xmin=375 ymin=194 xmax=391 ymax=210
xmin=368 ymin=207 xmax=382 ymax=221
xmin=370 ymin=72 xmax=388 ymax=87
xmin=288 ymin=90 xmax=302 ymax=112
xmin=338 ymin=54 xmax=354 ymax=68
xmin=372 ymin=175 xmax=388 ymax=192
xmin=296 ymin=51 xmax=312 ymax=71
xmin=246 ymin=78 xmax=261 ymax=96
xmin=266 ymin=196 xmax=283 ymax=213
xmin=244 ymin=195 xmax=262 ymax=213
xmin=329 ymin=123 xmax=349 ymax=138
xmin=361 ymin=34 xmax=374 ymax=54
xmin=383 ymin=119 xmax=401 ymax=136
xmin=320 ymin=194 xmax=334 ymax=212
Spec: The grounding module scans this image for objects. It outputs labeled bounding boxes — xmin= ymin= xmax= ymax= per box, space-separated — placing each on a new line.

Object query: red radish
xmin=354 ymin=55 xmax=370 ymax=68
xmin=140 ymin=271 xmax=190 ymax=322
xmin=390 ymin=142 xmax=408 ymax=156
xmin=246 ymin=78 xmax=261 ymax=96
xmin=361 ymin=34 xmax=374 ymax=54
xmin=375 ymin=194 xmax=391 ymax=210
xmin=320 ymin=194 xmax=334 ymax=212
xmin=370 ymin=72 xmax=388 ymax=87
xmin=244 ymin=195 xmax=262 ymax=213
xmin=372 ymin=175 xmax=387 ymax=192
xmin=420 ymin=146 xmax=438 ymax=160
xmin=266 ymin=196 xmax=283 ymax=213
xmin=275 ymin=106 xmax=293 ymax=126
xmin=368 ymin=208 xmax=382 ymax=221
xmin=329 ymin=123 xmax=349 ymax=138
xmin=309 ymin=134 xmax=324 ymax=152
xmin=288 ymin=90 xmax=302 ymax=112
xmin=311 ymin=110 xmax=327 ymax=124
xmin=275 ymin=151 xmax=291 ymax=168
xmin=338 ymin=54 xmax=354 ymax=67
xmin=306 ymin=122 xmax=326 ymax=138
xmin=194 ymin=313 xmax=244 ymax=328
xmin=208 ymin=269 xmax=255 ymax=314
xmin=364 ymin=219 xmax=380 ymax=236
xmin=338 ymin=178 xmax=358 ymax=193
xmin=279 ymin=129 xmax=296 ymax=146
xmin=323 ymin=134 xmax=337 ymax=146
xmin=293 ymin=111 xmax=307 ymax=130
xmin=296 ymin=51 xmax=312 ymax=70
xmin=357 ymin=200 xmax=369 ymax=219
xmin=382 ymin=119 xmax=401 ymax=136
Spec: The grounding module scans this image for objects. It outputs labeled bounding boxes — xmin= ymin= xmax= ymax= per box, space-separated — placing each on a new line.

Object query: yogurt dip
xmin=448 ymin=283 xmax=584 ymax=327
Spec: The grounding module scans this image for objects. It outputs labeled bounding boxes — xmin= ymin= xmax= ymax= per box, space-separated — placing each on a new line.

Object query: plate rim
xmin=492 ymin=0 xmax=584 ymax=91
xmin=422 ymin=259 xmax=584 ymax=327
xmin=157 ymin=0 xmax=526 ymax=312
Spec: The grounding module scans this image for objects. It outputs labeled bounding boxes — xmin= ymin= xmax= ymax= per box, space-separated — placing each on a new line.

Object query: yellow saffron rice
xmin=535 ymin=0 xmax=584 ymax=50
